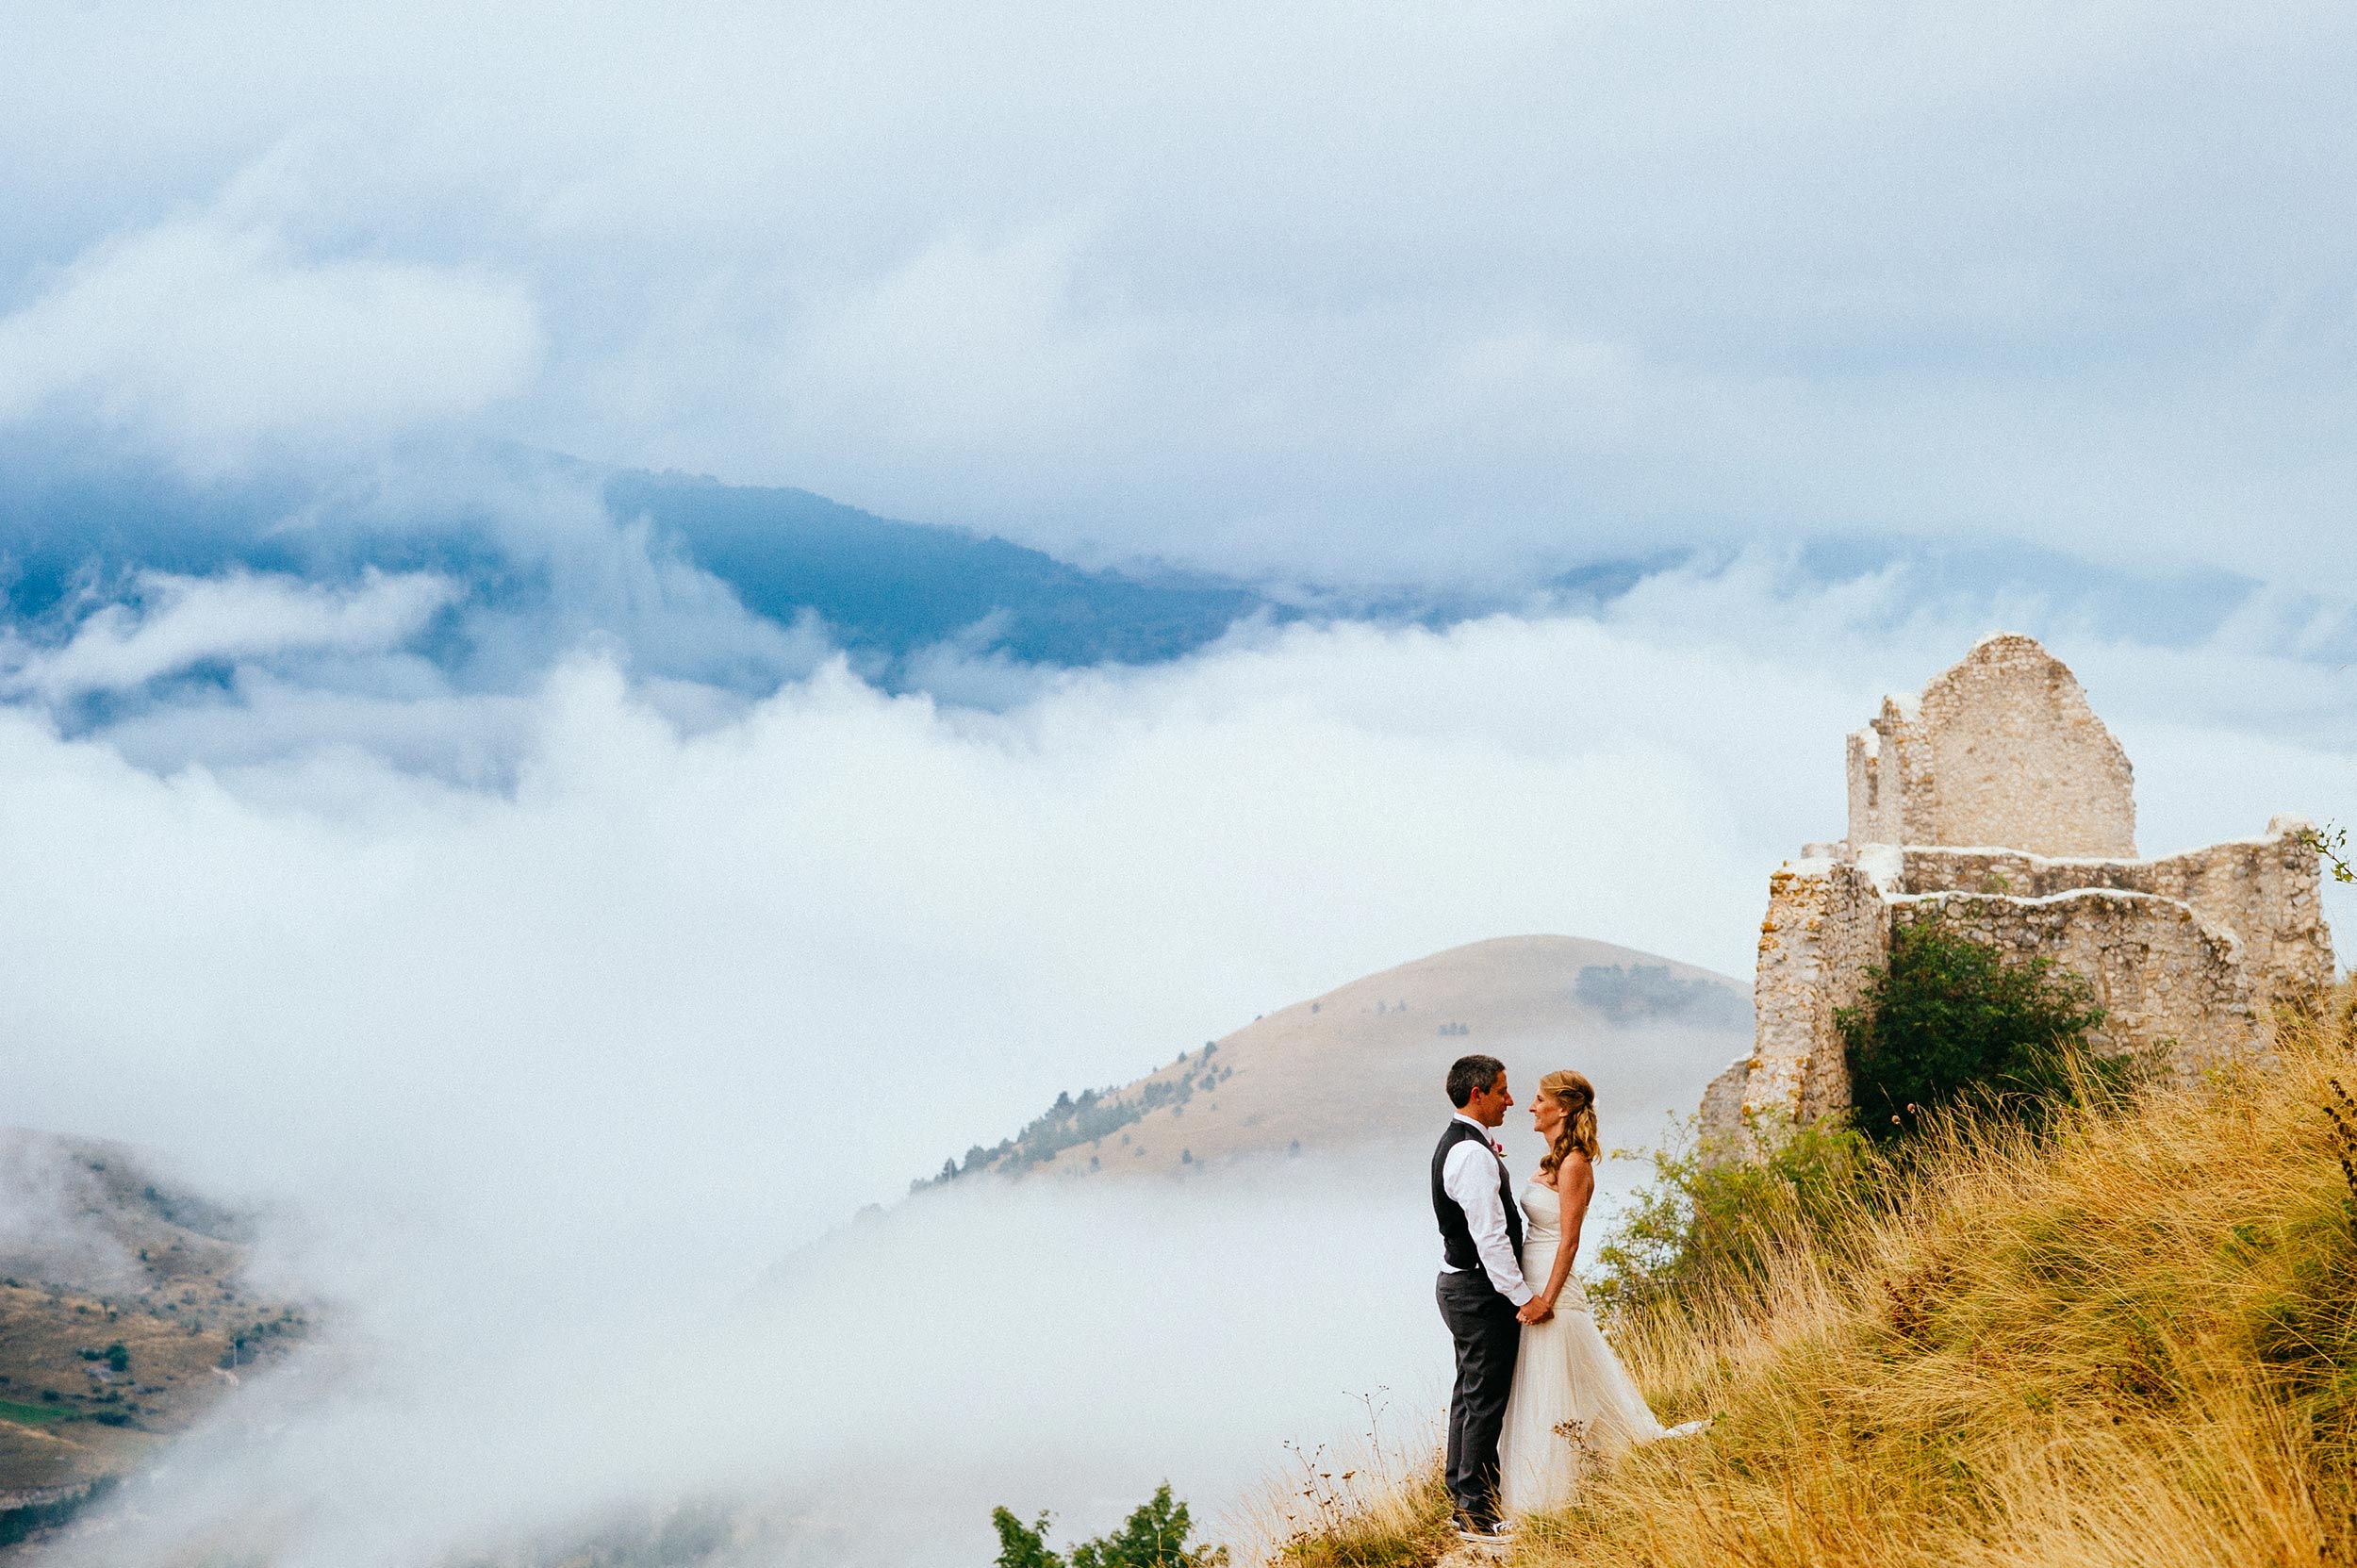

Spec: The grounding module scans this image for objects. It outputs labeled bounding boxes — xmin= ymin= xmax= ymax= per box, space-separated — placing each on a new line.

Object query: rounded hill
xmin=921 ymin=934 xmax=1753 ymax=1186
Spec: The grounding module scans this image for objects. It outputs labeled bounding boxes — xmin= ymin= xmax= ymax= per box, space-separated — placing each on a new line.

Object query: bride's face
xmin=1530 ymin=1095 xmax=1564 ymax=1137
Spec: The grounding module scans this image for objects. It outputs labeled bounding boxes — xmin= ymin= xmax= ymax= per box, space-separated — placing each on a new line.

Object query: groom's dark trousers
xmin=1436 ymin=1269 xmax=1520 ymax=1527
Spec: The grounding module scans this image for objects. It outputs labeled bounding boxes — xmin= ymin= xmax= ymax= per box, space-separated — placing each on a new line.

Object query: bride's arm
xmin=1552 ymin=1151 xmax=1596 ymax=1293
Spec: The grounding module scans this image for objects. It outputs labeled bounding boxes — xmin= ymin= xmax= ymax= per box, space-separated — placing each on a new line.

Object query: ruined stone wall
xmin=1887 ymin=889 xmax=2258 ymax=1076
xmin=1697 ymin=1056 xmax=1751 ymax=1148
xmin=1893 ymin=820 xmax=2332 ymax=1009
xmin=1845 ymin=634 xmax=2136 ymax=857
xmin=1735 ymin=854 xmax=1896 ymax=1130
xmin=2143 ymin=824 xmax=2335 ymax=1008
xmin=1715 ymin=633 xmax=2333 ymax=1147
xmin=1716 ymin=864 xmax=2274 ymax=1146
xmin=1846 ymin=698 xmax=1936 ymax=849
xmin=1917 ymin=635 xmax=2137 ymax=855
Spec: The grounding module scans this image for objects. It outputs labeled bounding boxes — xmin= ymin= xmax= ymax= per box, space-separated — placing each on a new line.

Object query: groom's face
xmin=1464 ymin=1073 xmax=1513 ymax=1128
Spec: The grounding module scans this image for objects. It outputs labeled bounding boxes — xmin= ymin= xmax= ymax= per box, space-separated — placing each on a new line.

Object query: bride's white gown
xmin=1497 ymin=1178 xmax=1689 ymax=1514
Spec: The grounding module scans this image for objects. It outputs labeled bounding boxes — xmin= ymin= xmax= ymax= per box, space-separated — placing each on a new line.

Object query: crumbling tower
xmin=1702 ymin=634 xmax=2336 ymax=1141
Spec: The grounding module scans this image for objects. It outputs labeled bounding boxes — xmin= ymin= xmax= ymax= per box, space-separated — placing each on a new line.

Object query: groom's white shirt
xmin=1439 ymin=1113 xmax=1533 ymax=1305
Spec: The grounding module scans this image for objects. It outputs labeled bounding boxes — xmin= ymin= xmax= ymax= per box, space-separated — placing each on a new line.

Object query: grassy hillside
xmin=1270 ymin=987 xmax=2357 ymax=1568
xmin=916 ymin=935 xmax=1751 ymax=1188
xmin=0 ymin=1132 xmax=305 ymax=1529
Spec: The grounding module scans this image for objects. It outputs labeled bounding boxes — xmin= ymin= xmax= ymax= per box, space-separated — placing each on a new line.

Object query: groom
xmin=1433 ymin=1054 xmax=1550 ymax=1544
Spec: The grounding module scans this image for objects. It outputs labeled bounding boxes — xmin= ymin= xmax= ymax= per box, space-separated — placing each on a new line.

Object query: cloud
xmin=8 ymin=3 xmax=2355 ymax=585
xmin=0 ymin=568 xmax=458 ymax=703
xmin=777 ymin=223 xmax=1146 ymax=454
xmin=49 ymin=1163 xmax=1458 ymax=1568
xmin=0 ymin=572 xmax=2339 ymax=1561
xmin=0 ymin=211 xmax=538 ymax=460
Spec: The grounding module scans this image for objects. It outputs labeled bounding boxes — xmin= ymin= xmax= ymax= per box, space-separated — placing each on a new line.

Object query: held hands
xmin=1516 ymin=1294 xmax=1555 ymax=1325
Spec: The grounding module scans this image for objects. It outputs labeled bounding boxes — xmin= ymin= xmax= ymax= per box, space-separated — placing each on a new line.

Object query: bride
xmin=1497 ymin=1069 xmax=1697 ymax=1514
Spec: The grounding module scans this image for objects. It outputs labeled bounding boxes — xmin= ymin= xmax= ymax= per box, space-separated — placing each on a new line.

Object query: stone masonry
xmin=1704 ymin=634 xmax=2337 ymax=1142
xmin=1847 ymin=633 xmax=2138 ymax=858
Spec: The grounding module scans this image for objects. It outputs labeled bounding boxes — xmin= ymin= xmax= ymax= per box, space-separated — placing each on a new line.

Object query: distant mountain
xmin=602 ymin=470 xmax=1273 ymax=667
xmin=915 ymin=934 xmax=1754 ymax=1187
xmin=0 ymin=442 xmax=1276 ymax=680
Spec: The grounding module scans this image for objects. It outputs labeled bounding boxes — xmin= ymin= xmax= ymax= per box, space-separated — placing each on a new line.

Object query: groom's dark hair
xmin=1446 ymin=1054 xmax=1507 ymax=1108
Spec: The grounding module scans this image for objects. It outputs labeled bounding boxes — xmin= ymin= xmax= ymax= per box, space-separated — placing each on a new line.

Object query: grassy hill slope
xmin=919 ymin=934 xmax=1753 ymax=1187
xmin=1275 ymin=989 xmax=2357 ymax=1568
xmin=0 ymin=1131 xmax=305 ymax=1524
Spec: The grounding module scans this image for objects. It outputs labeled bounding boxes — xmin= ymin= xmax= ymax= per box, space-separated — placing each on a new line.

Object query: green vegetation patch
xmin=1592 ymin=1113 xmax=1874 ymax=1322
xmin=920 ymin=1046 xmax=1234 ymax=1190
xmin=993 ymin=1483 xmax=1228 ymax=1568
xmin=0 ymin=1398 xmax=76 ymax=1426
xmin=1838 ymin=915 xmax=2116 ymax=1144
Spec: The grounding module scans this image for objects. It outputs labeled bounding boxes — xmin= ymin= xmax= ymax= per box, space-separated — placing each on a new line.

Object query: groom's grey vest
xmin=1432 ymin=1119 xmax=1524 ymax=1279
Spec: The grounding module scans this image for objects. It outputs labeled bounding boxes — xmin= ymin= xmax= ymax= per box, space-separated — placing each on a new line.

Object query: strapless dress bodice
xmin=1519 ymin=1179 xmax=1561 ymax=1241
xmin=1515 ymin=1177 xmax=1592 ymax=1315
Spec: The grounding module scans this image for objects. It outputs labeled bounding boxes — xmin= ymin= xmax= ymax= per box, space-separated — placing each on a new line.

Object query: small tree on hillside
xmin=1071 ymin=1485 xmax=1225 ymax=1568
xmin=993 ymin=1509 xmax=1063 ymax=1568
xmin=1838 ymin=916 xmax=2112 ymax=1144
xmin=992 ymin=1485 xmax=1228 ymax=1568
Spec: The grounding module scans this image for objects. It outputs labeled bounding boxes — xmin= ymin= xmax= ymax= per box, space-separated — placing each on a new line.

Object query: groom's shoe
xmin=1456 ymin=1519 xmax=1513 ymax=1549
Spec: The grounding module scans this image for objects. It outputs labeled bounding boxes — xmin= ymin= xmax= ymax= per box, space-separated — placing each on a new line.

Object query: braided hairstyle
xmin=1535 ymin=1068 xmax=1599 ymax=1179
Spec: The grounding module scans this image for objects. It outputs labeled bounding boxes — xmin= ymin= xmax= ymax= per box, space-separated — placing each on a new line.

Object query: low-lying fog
xmin=40 ymin=1159 xmax=1468 ymax=1567
xmin=0 ymin=575 xmax=2346 ymax=1565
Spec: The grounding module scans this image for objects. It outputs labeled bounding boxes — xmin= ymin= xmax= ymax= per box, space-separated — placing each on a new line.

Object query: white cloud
xmin=8 ymin=2 xmax=2354 ymax=584
xmin=0 ymin=569 xmax=457 ymax=702
xmin=778 ymin=223 xmax=1146 ymax=454
xmin=0 ymin=212 xmax=538 ymax=459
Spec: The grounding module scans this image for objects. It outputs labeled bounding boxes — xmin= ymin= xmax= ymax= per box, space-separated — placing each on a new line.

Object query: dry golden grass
xmin=1275 ymin=987 xmax=2357 ymax=1568
xmin=1232 ymin=1399 xmax=1460 ymax=1568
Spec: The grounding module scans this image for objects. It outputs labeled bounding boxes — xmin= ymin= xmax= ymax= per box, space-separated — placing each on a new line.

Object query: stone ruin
xmin=1702 ymin=633 xmax=2338 ymax=1142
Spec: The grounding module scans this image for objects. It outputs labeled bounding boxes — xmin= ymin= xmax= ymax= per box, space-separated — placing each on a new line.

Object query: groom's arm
xmin=1442 ymin=1144 xmax=1532 ymax=1306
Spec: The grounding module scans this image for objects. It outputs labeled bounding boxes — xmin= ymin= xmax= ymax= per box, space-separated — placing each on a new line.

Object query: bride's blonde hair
xmin=1536 ymin=1069 xmax=1599 ymax=1178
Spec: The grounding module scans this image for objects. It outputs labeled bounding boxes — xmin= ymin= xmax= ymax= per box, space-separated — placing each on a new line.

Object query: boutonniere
xmin=1490 ymin=1140 xmax=1506 ymax=1158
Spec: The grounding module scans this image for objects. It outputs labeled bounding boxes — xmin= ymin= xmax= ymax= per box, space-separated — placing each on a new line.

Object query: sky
xmin=6 ymin=2 xmax=2357 ymax=586
xmin=0 ymin=4 xmax=2353 ymax=1563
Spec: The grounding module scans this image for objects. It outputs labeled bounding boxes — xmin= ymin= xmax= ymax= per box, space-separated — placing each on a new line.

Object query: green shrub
xmin=992 ymin=1485 xmax=1228 ymax=1568
xmin=1591 ymin=1113 xmax=1876 ymax=1320
xmin=1596 ymin=920 xmax=2128 ymax=1321
xmin=1838 ymin=916 xmax=2114 ymax=1144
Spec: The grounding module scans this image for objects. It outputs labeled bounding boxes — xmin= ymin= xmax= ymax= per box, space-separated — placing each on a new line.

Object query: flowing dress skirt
xmin=1496 ymin=1232 xmax=1677 ymax=1514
